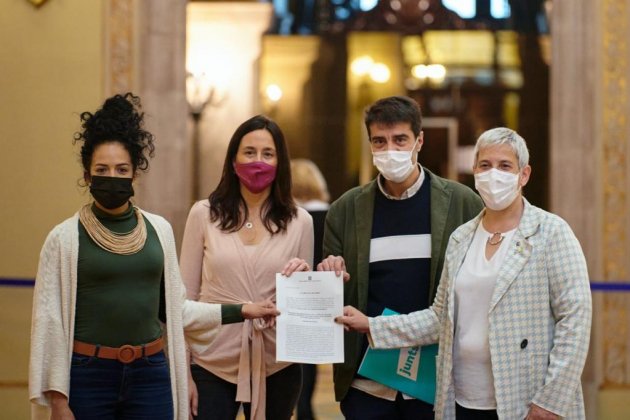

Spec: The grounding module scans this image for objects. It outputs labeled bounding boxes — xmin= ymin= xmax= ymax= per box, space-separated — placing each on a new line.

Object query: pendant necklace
xmin=242 ymin=218 xmax=257 ymax=244
xmin=487 ymin=232 xmax=504 ymax=246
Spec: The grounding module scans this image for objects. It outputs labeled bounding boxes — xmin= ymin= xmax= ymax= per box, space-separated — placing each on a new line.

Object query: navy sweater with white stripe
xmin=367 ymin=176 xmax=432 ymax=319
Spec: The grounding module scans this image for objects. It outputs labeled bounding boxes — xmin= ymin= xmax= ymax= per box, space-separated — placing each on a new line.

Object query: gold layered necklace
xmin=79 ymin=204 xmax=147 ymax=255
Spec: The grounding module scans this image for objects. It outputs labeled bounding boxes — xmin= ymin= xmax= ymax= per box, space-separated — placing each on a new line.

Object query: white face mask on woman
xmin=474 ymin=168 xmax=520 ymax=211
xmin=372 ymin=140 xmax=418 ymax=183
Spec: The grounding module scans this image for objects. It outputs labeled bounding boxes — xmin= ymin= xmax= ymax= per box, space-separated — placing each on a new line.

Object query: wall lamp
xmin=185 ymin=70 xmax=226 ymax=200
xmin=411 ymin=64 xmax=447 ymax=85
xmin=351 ymin=55 xmax=391 ymax=84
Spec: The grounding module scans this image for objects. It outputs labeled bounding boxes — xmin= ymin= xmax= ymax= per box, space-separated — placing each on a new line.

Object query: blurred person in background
xmin=291 ymin=158 xmax=331 ymax=420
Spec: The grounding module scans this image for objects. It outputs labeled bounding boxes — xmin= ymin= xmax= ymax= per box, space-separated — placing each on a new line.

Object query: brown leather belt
xmin=73 ymin=337 xmax=164 ymax=364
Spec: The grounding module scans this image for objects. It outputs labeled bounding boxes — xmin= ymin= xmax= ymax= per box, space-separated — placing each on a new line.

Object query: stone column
xmin=104 ymin=0 xmax=190 ymax=243
xmin=103 ymin=0 xmax=136 ymax=95
xmin=135 ymin=0 xmax=189 ymax=242
xmin=550 ymin=1 xmax=600 ymax=257
xmin=597 ymin=1 xmax=630 ymax=417
xmin=550 ymin=0 xmax=630 ymax=418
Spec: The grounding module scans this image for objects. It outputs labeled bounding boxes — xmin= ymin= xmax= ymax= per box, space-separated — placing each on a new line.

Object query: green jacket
xmin=322 ymin=168 xmax=484 ymax=401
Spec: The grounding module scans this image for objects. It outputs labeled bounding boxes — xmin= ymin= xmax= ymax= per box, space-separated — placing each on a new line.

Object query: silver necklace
xmin=487 ymin=232 xmax=504 ymax=246
xmin=245 ymin=220 xmax=254 ymax=229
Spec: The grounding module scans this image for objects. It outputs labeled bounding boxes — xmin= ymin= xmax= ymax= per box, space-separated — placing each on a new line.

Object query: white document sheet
xmin=275 ymin=271 xmax=344 ymax=364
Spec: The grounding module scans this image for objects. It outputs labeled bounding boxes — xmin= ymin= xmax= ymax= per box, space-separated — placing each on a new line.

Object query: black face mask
xmin=89 ymin=176 xmax=134 ymax=209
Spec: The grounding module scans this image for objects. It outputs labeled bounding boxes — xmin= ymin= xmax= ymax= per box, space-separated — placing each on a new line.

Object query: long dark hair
xmin=209 ymin=115 xmax=297 ymax=234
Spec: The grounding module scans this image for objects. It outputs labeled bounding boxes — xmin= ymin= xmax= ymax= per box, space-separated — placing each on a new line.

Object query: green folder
xmin=357 ymin=308 xmax=437 ymax=404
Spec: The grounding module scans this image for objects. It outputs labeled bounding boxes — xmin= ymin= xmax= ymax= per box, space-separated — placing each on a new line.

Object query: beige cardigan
xmin=29 ymin=209 xmax=222 ymax=420
xmin=180 ymin=200 xmax=314 ymax=420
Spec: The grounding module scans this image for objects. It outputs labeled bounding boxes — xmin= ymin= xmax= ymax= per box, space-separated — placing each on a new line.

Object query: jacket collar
xmin=425 ymin=169 xmax=453 ymax=289
xmin=448 ymin=197 xmax=542 ymax=312
xmin=451 ymin=197 xmax=540 ymax=244
xmin=375 ymin=164 xmax=425 ymax=200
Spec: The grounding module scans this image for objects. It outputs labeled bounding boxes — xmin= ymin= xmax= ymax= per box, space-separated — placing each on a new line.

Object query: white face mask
xmin=372 ymin=140 xmax=418 ymax=183
xmin=474 ymin=168 xmax=520 ymax=211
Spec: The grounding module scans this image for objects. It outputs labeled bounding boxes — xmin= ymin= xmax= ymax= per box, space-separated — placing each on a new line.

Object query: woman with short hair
xmin=336 ymin=127 xmax=592 ymax=420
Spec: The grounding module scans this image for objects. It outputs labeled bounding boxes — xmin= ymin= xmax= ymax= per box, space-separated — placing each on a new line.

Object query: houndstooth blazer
xmin=369 ymin=199 xmax=592 ymax=419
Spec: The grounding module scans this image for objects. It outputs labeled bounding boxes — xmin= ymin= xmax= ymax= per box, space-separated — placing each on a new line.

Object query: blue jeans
xmin=69 ymin=351 xmax=173 ymax=420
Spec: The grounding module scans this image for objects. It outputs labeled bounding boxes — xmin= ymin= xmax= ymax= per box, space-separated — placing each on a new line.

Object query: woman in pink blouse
xmin=180 ymin=115 xmax=314 ymax=420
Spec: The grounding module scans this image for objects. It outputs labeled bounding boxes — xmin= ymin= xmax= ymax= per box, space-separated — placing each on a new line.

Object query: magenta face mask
xmin=233 ymin=161 xmax=277 ymax=193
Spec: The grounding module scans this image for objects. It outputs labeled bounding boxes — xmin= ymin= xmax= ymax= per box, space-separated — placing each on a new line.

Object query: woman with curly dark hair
xmin=28 ymin=94 xmax=278 ymax=420
xmin=180 ymin=115 xmax=314 ymax=420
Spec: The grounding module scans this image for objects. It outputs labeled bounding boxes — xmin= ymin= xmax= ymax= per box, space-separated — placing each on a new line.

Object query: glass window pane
xmin=359 ymin=0 xmax=378 ymax=11
xmin=442 ymin=0 xmax=475 ymax=19
xmin=491 ymin=0 xmax=511 ymax=19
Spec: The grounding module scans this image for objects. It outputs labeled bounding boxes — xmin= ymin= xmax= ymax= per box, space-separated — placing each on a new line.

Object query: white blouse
xmin=452 ymin=222 xmax=516 ymax=410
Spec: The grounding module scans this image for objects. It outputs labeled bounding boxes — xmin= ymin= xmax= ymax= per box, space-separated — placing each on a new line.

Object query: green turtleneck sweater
xmin=74 ymin=204 xmax=244 ymax=347
xmin=75 ymin=204 xmax=164 ymax=346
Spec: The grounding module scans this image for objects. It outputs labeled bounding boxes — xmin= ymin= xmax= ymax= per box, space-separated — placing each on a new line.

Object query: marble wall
xmin=551 ymin=0 xmax=630 ymax=418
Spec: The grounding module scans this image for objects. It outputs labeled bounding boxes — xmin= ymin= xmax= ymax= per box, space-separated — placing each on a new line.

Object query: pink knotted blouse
xmin=180 ymin=200 xmax=314 ymax=420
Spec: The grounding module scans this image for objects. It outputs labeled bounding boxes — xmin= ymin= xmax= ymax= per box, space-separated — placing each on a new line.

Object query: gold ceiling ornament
xmin=27 ymin=0 xmax=49 ymax=8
